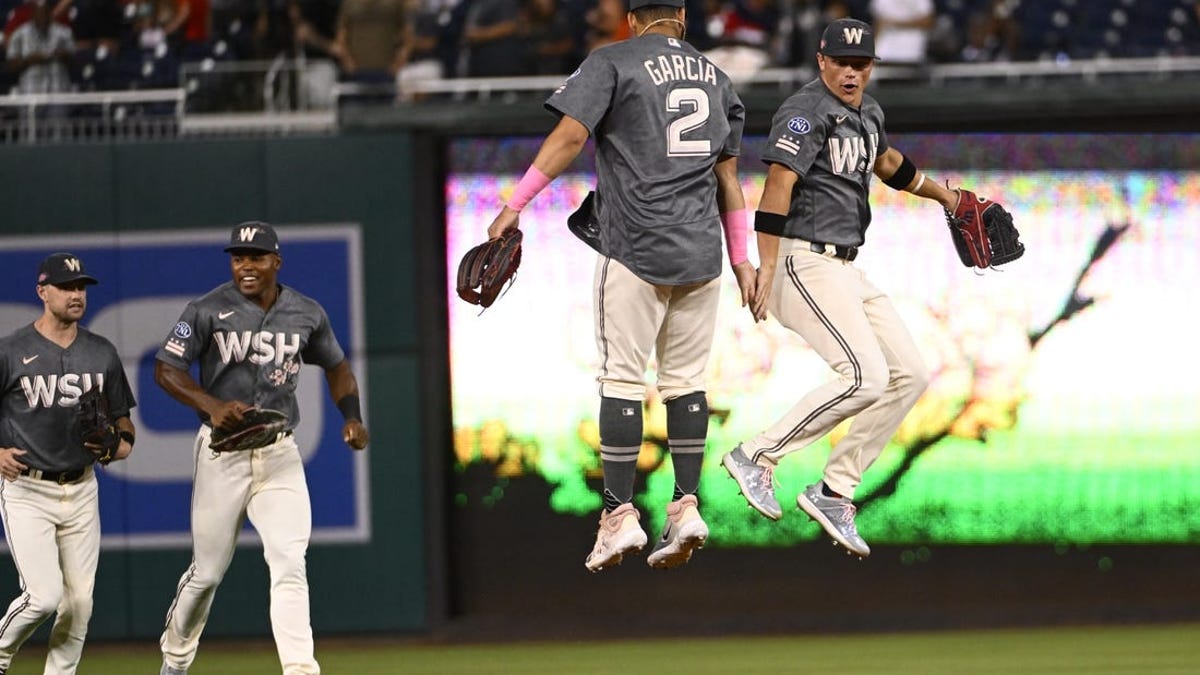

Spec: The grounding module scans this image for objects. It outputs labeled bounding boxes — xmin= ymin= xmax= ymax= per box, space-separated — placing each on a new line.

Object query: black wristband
xmin=754 ymin=210 xmax=788 ymax=235
xmin=883 ymin=155 xmax=917 ymax=191
xmin=118 ymin=430 xmax=135 ymax=447
xmin=336 ymin=395 xmax=362 ymax=422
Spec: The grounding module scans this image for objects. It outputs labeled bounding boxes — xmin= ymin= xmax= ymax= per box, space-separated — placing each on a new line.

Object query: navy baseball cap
xmin=224 ymin=221 xmax=280 ymax=254
xmin=37 ymin=252 xmax=98 ymax=286
xmin=819 ymin=18 xmax=878 ymax=59
xmin=629 ymin=0 xmax=684 ymax=9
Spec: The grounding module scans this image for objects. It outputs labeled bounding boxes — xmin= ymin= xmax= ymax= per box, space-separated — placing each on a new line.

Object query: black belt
xmin=21 ymin=466 xmax=89 ymax=484
xmin=809 ymin=240 xmax=859 ymax=261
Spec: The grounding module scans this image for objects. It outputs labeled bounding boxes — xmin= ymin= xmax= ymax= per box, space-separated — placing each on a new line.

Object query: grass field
xmin=8 ymin=623 xmax=1198 ymax=674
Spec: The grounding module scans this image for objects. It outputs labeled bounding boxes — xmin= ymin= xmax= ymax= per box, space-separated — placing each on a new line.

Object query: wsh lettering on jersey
xmin=829 ymin=133 xmax=879 ymax=175
xmin=20 ymin=374 xmax=105 ymax=408
xmin=214 ymin=331 xmax=300 ymax=365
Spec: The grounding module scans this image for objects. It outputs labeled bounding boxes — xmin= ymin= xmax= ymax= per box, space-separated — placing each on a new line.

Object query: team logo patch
xmin=173 ymin=321 xmax=192 ymax=339
xmin=786 ymin=117 xmax=812 ymax=135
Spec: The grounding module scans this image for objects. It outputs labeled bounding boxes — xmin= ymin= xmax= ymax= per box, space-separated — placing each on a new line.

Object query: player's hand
xmin=732 ymin=260 xmax=756 ymax=309
xmin=209 ymin=400 xmax=253 ymax=431
xmin=750 ymin=264 xmax=774 ymax=322
xmin=486 ymin=207 xmax=520 ymax=240
xmin=0 ymin=447 xmax=29 ymax=481
xmin=342 ymin=419 xmax=369 ymax=450
xmin=113 ymin=438 xmax=134 ymax=462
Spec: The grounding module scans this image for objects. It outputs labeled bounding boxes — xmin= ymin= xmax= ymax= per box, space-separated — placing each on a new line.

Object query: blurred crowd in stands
xmin=3 ymin=0 xmax=1199 ymax=100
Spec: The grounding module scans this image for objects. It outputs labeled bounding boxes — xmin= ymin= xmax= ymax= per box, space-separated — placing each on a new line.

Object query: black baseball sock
xmin=666 ymin=392 xmax=708 ymax=500
xmin=599 ymin=396 xmax=642 ymax=509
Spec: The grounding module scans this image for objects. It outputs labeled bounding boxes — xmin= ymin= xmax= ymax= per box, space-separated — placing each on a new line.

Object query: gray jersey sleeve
xmin=300 ymin=304 xmax=345 ymax=370
xmin=761 ymin=89 xmax=831 ymax=177
xmin=545 ymin=53 xmax=615 ymax=134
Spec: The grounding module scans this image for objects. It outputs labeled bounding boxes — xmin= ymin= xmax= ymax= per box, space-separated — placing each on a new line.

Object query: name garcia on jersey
xmin=644 ymin=52 xmax=717 ymax=87
xmin=20 ymin=373 xmax=105 ymax=408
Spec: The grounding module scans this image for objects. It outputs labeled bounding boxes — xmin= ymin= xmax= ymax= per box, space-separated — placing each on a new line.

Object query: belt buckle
xmin=57 ymin=471 xmax=70 ymax=485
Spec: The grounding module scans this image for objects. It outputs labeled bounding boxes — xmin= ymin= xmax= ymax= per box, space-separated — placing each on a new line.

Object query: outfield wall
xmin=0 ymin=135 xmax=431 ymax=639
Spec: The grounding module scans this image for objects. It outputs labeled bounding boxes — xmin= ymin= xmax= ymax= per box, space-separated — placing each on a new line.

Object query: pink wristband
xmin=506 ymin=165 xmax=552 ymax=212
xmin=721 ymin=209 xmax=749 ymax=266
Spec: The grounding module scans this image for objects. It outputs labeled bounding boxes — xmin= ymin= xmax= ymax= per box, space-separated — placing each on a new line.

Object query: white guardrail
xmin=1 ymin=55 xmax=1199 ymax=143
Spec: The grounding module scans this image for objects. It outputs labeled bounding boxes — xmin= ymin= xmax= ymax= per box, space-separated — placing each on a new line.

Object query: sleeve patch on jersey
xmin=774 ymin=138 xmax=801 ymax=155
xmin=786 ymin=117 xmax=812 ymax=135
xmin=165 ymin=339 xmax=187 ymax=358
xmin=173 ymin=321 xmax=192 ymax=339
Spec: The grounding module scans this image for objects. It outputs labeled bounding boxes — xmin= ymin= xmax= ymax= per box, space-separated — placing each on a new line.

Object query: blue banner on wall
xmin=0 ymin=226 xmax=370 ymax=549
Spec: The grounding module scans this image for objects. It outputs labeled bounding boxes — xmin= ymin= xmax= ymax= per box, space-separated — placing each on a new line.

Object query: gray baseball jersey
xmin=546 ymin=32 xmax=745 ymax=285
xmin=0 ymin=324 xmax=136 ymax=472
xmin=761 ymin=78 xmax=890 ymax=247
xmin=155 ymin=281 xmax=345 ymax=428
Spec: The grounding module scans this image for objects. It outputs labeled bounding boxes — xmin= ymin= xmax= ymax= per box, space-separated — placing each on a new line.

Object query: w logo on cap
xmin=64 ymin=258 xmax=82 ymax=272
xmin=843 ymin=27 xmax=864 ymax=44
xmin=239 ymin=226 xmax=261 ymax=242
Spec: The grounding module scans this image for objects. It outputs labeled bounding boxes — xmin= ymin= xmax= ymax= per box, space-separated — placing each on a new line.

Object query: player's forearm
xmin=531 ymin=117 xmax=589 ymax=179
xmin=154 ymin=361 xmax=225 ymax=418
xmin=324 ymin=360 xmax=360 ymax=403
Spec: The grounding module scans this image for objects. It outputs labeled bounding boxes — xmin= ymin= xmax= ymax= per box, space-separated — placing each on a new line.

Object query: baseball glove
xmin=456 ymin=229 xmax=523 ymax=308
xmin=945 ymin=188 xmax=1025 ymax=269
xmin=76 ymin=386 xmax=119 ymax=465
xmin=209 ymin=407 xmax=289 ymax=453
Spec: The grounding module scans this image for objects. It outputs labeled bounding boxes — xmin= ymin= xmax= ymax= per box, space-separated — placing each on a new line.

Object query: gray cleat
xmin=797 ymin=483 xmax=870 ymax=558
xmin=721 ymin=445 xmax=783 ymax=520
xmin=161 ymin=662 xmax=187 ymax=675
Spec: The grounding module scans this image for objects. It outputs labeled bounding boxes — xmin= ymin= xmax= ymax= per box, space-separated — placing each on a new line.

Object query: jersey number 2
xmin=666 ymin=88 xmax=711 ymax=157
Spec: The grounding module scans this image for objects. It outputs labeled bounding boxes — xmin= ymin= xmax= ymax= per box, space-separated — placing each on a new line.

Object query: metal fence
xmin=2 ymin=55 xmax=1199 ymax=144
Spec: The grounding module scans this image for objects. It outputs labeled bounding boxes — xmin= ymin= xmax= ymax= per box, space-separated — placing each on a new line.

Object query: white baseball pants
xmin=745 ymin=244 xmax=930 ymax=497
xmin=593 ymin=256 xmax=721 ymax=402
xmin=0 ymin=469 xmax=99 ymax=675
xmin=161 ymin=426 xmax=317 ymax=674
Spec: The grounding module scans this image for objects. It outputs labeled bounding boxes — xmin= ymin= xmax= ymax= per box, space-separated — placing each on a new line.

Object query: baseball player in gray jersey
xmin=485 ymin=0 xmax=757 ymax=572
xmin=155 ymin=223 xmax=368 ymax=675
xmin=723 ymin=18 xmax=962 ymax=558
xmin=0 ymin=253 xmax=136 ymax=675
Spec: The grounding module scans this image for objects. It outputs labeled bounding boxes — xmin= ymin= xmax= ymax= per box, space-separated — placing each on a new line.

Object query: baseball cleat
xmin=797 ymin=483 xmax=870 ymax=558
xmin=647 ymin=494 xmax=709 ymax=570
xmin=160 ymin=662 xmax=188 ymax=675
xmin=584 ymin=502 xmax=647 ymax=572
xmin=721 ymin=445 xmax=783 ymax=520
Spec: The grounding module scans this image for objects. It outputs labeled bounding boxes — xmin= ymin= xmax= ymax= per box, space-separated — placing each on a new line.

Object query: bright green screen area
xmin=447 ymin=139 xmax=1200 ymax=546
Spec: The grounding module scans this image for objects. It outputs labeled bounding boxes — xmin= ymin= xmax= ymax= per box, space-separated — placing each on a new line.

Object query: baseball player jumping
xmin=485 ymin=0 xmax=757 ymax=571
xmin=155 ymin=223 xmax=368 ymax=675
xmin=724 ymin=18 xmax=961 ymax=558
xmin=0 ymin=253 xmax=137 ymax=674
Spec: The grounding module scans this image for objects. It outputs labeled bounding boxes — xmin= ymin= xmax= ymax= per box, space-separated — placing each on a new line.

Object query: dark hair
xmin=633 ymin=5 xmax=682 ymax=24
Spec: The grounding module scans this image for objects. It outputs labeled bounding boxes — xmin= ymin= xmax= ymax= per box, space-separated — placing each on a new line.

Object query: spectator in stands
xmin=584 ymin=0 xmax=629 ymax=53
xmin=332 ymin=0 xmax=407 ymax=83
xmin=960 ymin=0 xmax=1017 ymax=63
xmin=289 ymin=0 xmax=339 ymax=104
xmin=396 ymin=0 xmax=444 ymax=99
xmin=3 ymin=0 xmax=70 ymax=40
xmin=251 ymin=0 xmax=292 ymax=58
xmin=703 ymin=0 xmax=781 ymax=82
xmin=6 ymin=0 xmax=74 ymax=93
xmin=162 ymin=0 xmax=211 ymax=58
xmin=869 ymin=0 xmax=933 ymax=64
xmin=54 ymin=0 xmax=122 ymax=52
xmin=462 ymin=0 xmax=523 ymax=77
xmin=521 ymin=0 xmax=574 ymax=75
